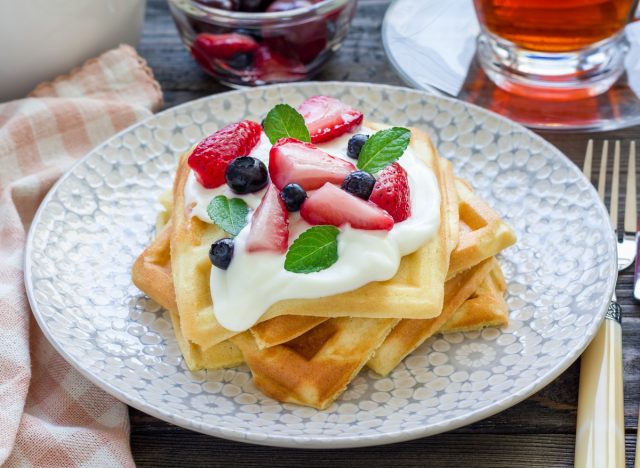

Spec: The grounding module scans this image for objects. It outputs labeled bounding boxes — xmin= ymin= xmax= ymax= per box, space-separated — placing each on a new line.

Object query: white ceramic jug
xmin=0 ymin=0 xmax=147 ymax=102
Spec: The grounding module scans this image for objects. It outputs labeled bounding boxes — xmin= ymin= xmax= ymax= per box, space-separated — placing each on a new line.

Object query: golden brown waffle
xmin=231 ymin=317 xmax=398 ymax=410
xmin=440 ymin=264 xmax=508 ymax=333
xmin=447 ymin=179 xmax=516 ymax=280
xmin=132 ymin=216 xmax=509 ymax=403
xmin=232 ymin=261 xmax=508 ymax=409
xmin=132 ymin=215 xmax=243 ymax=371
xmin=367 ymin=257 xmax=497 ymax=376
xmin=251 ymin=315 xmax=327 ymax=349
xmin=366 ymin=177 xmax=516 ymax=376
xmin=169 ymin=123 xmax=459 ymax=351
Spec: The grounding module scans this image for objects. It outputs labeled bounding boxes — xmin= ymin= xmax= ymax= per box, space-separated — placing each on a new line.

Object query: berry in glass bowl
xmin=168 ymin=0 xmax=357 ymax=87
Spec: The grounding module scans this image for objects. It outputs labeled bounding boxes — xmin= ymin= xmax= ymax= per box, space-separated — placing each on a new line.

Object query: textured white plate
xmin=25 ymin=82 xmax=616 ymax=448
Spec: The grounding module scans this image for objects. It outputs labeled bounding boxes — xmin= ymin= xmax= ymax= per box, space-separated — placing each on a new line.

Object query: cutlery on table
xmin=575 ymin=140 xmax=636 ymax=468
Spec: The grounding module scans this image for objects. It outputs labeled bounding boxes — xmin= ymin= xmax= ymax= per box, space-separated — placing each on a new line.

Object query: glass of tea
xmin=474 ymin=0 xmax=638 ymax=100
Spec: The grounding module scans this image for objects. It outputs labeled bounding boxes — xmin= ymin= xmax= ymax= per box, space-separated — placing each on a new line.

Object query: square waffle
xmin=447 ymin=179 xmax=516 ymax=280
xmin=231 ymin=318 xmax=398 ymax=410
xmin=367 ymin=257 xmax=497 ymax=376
xmin=233 ymin=260 xmax=509 ymax=408
xmin=367 ymin=180 xmax=516 ymax=376
xmin=169 ymin=124 xmax=459 ymax=351
xmin=440 ymin=263 xmax=508 ymax=334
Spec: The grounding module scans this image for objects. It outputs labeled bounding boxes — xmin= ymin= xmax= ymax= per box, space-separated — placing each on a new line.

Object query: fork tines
xmin=583 ymin=140 xmax=637 ymax=238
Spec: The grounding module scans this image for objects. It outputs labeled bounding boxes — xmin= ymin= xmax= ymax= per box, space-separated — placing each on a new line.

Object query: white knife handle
xmin=575 ymin=303 xmax=624 ymax=468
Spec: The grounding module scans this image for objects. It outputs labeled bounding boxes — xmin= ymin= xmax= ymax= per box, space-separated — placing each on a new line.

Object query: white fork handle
xmin=575 ymin=302 xmax=624 ymax=468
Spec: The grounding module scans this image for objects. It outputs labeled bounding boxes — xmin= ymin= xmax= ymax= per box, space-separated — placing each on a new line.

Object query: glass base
xmin=477 ymin=33 xmax=629 ymax=101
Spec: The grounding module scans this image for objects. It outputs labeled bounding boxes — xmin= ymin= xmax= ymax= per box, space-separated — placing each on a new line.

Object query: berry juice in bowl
xmin=168 ymin=0 xmax=357 ymax=87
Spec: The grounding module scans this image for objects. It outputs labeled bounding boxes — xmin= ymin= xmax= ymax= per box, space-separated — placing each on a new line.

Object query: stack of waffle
xmin=132 ymin=125 xmax=516 ymax=410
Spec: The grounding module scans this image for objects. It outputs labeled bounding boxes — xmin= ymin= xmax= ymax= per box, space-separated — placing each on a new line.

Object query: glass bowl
xmin=168 ymin=0 xmax=357 ymax=87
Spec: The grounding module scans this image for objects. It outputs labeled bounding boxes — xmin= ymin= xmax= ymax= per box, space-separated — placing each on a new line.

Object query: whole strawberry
xmin=369 ymin=162 xmax=411 ymax=222
xmin=188 ymin=120 xmax=262 ymax=189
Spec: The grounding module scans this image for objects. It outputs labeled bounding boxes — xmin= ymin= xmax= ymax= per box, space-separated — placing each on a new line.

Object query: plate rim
xmin=24 ymin=81 xmax=618 ymax=448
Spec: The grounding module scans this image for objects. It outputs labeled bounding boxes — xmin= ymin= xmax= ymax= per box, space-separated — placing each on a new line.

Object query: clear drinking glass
xmin=474 ymin=0 xmax=639 ymax=100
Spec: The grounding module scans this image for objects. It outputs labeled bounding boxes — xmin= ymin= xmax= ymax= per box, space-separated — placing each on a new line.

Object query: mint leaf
xmin=207 ymin=196 xmax=249 ymax=236
xmin=263 ymin=104 xmax=311 ymax=144
xmin=284 ymin=226 xmax=339 ymax=274
xmin=357 ymin=127 xmax=411 ymax=174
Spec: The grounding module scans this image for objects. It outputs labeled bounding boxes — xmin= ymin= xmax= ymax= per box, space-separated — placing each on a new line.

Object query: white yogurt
xmin=184 ymin=127 xmax=441 ymax=331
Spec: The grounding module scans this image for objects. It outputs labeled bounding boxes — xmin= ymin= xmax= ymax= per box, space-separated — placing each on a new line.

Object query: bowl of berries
xmin=168 ymin=0 xmax=357 ymax=87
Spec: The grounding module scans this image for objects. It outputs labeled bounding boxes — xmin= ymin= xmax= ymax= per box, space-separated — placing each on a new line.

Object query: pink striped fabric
xmin=0 ymin=45 xmax=162 ymax=467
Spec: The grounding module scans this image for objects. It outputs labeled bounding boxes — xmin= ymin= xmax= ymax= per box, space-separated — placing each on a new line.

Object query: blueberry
xmin=341 ymin=171 xmax=376 ymax=200
xmin=280 ymin=183 xmax=307 ymax=211
xmin=227 ymin=52 xmax=253 ymax=70
xmin=347 ymin=134 xmax=369 ymax=159
xmin=209 ymin=238 xmax=234 ymax=270
xmin=225 ymin=156 xmax=269 ymax=194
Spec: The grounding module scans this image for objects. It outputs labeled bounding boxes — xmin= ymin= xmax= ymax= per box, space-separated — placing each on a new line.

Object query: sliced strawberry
xmin=300 ymin=183 xmax=394 ymax=230
xmin=269 ymin=138 xmax=355 ymax=190
xmin=254 ymin=46 xmax=306 ymax=83
xmin=191 ymin=33 xmax=259 ymax=61
xmin=369 ymin=162 xmax=411 ymax=222
xmin=298 ymin=96 xmax=363 ymax=143
xmin=246 ymin=184 xmax=289 ymax=253
xmin=188 ymin=120 xmax=262 ymax=189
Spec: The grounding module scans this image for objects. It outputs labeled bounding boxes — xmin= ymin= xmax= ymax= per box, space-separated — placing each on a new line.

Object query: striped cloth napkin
xmin=0 ymin=45 xmax=162 ymax=467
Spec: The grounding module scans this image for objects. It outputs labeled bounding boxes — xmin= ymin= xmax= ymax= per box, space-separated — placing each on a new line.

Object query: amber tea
xmin=474 ymin=0 xmax=636 ymax=52
xmin=473 ymin=0 xmax=637 ymax=99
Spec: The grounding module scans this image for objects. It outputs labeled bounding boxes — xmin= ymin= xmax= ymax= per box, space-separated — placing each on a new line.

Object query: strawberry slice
xmin=369 ymin=162 xmax=411 ymax=222
xmin=269 ymin=138 xmax=355 ymax=190
xmin=300 ymin=182 xmax=394 ymax=230
xmin=191 ymin=33 xmax=259 ymax=61
xmin=298 ymin=96 xmax=363 ymax=143
xmin=188 ymin=120 xmax=262 ymax=189
xmin=253 ymin=45 xmax=306 ymax=83
xmin=246 ymin=184 xmax=289 ymax=253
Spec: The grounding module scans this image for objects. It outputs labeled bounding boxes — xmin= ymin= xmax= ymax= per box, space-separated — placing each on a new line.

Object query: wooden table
xmin=133 ymin=1 xmax=640 ymax=465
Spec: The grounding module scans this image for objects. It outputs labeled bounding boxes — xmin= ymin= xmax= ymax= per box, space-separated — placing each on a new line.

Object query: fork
xmin=574 ymin=140 xmax=636 ymax=468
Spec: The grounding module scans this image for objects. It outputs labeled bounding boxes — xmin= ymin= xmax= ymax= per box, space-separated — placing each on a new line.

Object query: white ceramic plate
xmin=25 ymin=82 xmax=616 ymax=448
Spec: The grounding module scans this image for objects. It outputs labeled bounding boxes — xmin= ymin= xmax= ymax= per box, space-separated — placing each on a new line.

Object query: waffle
xmin=366 ymin=177 xmax=516 ymax=376
xmin=132 ymin=218 xmax=509 ymax=404
xmin=447 ymin=179 xmax=516 ymax=279
xmin=440 ymin=263 xmax=508 ymax=334
xmin=169 ymin=123 xmax=459 ymax=351
xmin=367 ymin=257 xmax=497 ymax=376
xmin=132 ymin=214 xmax=243 ymax=371
xmin=251 ymin=315 xmax=328 ymax=349
xmin=231 ymin=318 xmax=398 ymax=410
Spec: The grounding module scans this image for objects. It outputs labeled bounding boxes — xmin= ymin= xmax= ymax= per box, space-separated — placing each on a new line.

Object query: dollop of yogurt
xmin=184 ymin=127 xmax=441 ymax=331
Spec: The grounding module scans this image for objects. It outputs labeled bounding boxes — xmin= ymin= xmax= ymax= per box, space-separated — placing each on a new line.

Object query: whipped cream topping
xmin=184 ymin=127 xmax=441 ymax=332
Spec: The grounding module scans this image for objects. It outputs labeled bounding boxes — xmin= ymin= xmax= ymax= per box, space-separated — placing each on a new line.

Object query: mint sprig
xmin=263 ymin=104 xmax=311 ymax=144
xmin=207 ymin=195 xmax=249 ymax=236
xmin=284 ymin=225 xmax=339 ymax=274
xmin=357 ymin=127 xmax=411 ymax=174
